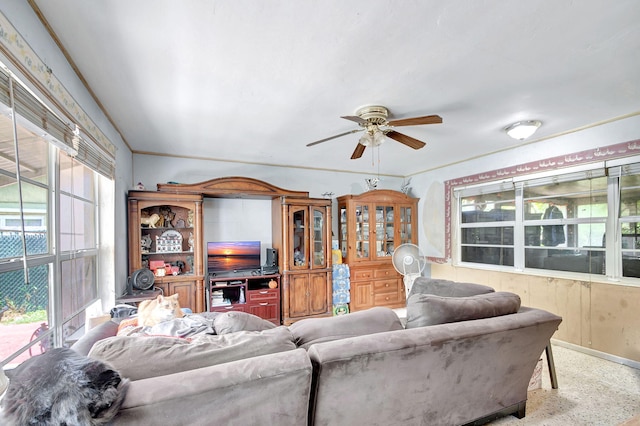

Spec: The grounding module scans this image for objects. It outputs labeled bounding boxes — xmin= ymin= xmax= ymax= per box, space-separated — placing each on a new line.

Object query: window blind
xmin=0 ymin=66 xmax=115 ymax=179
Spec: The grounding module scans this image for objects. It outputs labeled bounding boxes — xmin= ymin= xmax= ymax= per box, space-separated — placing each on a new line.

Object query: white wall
xmin=411 ymin=114 xmax=640 ymax=259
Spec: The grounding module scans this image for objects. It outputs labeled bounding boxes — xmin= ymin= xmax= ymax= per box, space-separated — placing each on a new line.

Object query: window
xmin=523 ymin=172 xmax=607 ymax=275
xmin=455 ymin=164 xmax=640 ymax=281
xmin=0 ymin=67 xmax=105 ymax=367
xmin=459 ymin=186 xmax=515 ymax=266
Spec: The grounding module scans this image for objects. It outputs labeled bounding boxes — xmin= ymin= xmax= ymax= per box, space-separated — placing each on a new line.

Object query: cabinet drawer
xmin=353 ymin=269 xmax=374 ymax=280
xmin=247 ymin=288 xmax=279 ymax=302
xmin=374 ymin=268 xmax=397 ymax=279
xmin=210 ymin=304 xmax=247 ymax=313
xmin=374 ymin=291 xmax=403 ymax=305
xmin=374 ymin=279 xmax=400 ymax=293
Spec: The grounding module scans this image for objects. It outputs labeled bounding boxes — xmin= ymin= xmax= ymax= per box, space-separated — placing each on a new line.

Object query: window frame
xmin=453 ymin=161 xmax=640 ymax=284
xmin=0 ymin=71 xmax=103 ymax=364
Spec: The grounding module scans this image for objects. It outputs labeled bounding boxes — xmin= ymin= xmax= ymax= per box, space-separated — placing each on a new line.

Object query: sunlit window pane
xmin=0 ymin=264 xmax=51 ymax=366
xmin=60 ymin=195 xmax=95 ymax=251
xmin=61 ymin=257 xmax=97 ymax=322
xmin=60 ymin=154 xmax=94 ymax=199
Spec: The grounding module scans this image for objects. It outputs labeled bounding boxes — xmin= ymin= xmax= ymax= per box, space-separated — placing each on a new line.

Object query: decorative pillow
xmin=214 ymin=311 xmax=276 ymax=335
xmin=88 ymin=326 xmax=295 ymax=380
xmin=1 ymin=348 xmax=129 ymax=425
xmin=405 ymin=291 xmax=521 ymax=329
xmin=289 ymin=307 xmax=403 ymax=349
xmin=408 ymin=277 xmax=495 ymax=299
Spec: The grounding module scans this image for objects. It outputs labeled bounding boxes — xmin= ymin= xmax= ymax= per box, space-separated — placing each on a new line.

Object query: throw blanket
xmin=117 ymin=314 xmax=215 ymax=338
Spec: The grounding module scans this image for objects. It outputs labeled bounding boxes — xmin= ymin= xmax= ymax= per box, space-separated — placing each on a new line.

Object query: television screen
xmin=207 ymin=241 xmax=261 ymax=275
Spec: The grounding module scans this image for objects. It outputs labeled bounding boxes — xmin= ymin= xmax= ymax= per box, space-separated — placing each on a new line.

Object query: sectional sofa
xmin=66 ymin=279 xmax=561 ymax=425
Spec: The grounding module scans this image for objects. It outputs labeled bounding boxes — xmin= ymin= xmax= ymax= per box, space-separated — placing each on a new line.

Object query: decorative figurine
xmin=365 ymin=178 xmax=379 ymax=190
xmin=141 ymin=234 xmax=152 ymax=253
xmin=140 ymin=213 xmax=160 ymax=228
xmin=159 ymin=206 xmax=175 ymax=228
xmin=401 ymin=178 xmax=412 ymax=195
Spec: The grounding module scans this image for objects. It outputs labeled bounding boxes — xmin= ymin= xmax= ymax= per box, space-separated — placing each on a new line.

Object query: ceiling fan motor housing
xmin=356 ymin=105 xmax=389 ymax=125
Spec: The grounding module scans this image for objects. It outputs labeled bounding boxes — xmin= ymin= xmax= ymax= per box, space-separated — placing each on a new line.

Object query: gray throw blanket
xmin=118 ymin=314 xmax=215 ymax=338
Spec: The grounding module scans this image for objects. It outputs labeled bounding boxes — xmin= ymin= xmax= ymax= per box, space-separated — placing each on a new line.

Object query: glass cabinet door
xmin=398 ymin=205 xmax=413 ymax=246
xmin=374 ymin=204 xmax=394 ymax=259
xmin=339 ymin=205 xmax=348 ymax=259
xmin=311 ymin=206 xmax=326 ymax=268
xmin=290 ymin=206 xmax=308 ymax=269
xmin=355 ymin=204 xmax=370 ymax=259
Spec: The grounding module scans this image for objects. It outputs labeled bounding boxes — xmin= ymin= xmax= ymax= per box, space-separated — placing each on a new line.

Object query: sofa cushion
xmin=289 ymin=307 xmax=403 ymax=349
xmin=405 ymin=291 xmax=521 ymax=328
xmin=214 ymin=311 xmax=276 ymax=335
xmin=408 ymin=277 xmax=495 ymax=299
xmin=88 ymin=326 xmax=295 ymax=380
xmin=71 ymin=319 xmax=119 ymax=356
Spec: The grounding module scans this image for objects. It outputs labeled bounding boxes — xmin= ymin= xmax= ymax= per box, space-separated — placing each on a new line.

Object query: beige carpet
xmin=488 ymin=344 xmax=640 ymax=426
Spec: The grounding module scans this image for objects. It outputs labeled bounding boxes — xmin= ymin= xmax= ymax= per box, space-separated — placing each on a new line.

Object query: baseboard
xmin=551 ymin=339 xmax=640 ymax=370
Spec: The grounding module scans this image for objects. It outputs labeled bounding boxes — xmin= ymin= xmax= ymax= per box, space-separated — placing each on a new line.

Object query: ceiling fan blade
xmin=387 ymin=114 xmax=442 ymax=127
xmin=386 ymin=131 xmax=427 ymax=150
xmin=306 ymin=129 xmax=362 ymax=147
xmin=341 ymin=115 xmax=367 ymax=124
xmin=351 ymin=143 xmax=366 ymax=159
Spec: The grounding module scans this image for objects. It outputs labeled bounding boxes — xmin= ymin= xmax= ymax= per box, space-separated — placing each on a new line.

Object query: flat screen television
xmin=207 ymin=241 xmax=261 ymax=276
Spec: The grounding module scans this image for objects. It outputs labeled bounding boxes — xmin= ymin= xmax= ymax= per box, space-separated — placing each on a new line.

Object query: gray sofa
xmin=65 ymin=279 xmax=561 ymax=426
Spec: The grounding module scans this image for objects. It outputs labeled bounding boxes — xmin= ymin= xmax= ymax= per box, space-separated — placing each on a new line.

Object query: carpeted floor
xmin=488 ymin=344 xmax=640 ymax=425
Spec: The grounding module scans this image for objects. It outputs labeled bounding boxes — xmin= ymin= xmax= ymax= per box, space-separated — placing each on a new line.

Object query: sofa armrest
xmin=71 ymin=319 xmax=119 ymax=356
xmin=114 ymin=348 xmax=312 ymax=426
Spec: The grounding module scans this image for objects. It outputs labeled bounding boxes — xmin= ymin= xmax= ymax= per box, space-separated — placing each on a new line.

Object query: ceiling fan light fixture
xmin=373 ymin=129 xmax=385 ymax=146
xmin=359 ymin=132 xmax=374 ymax=146
xmin=504 ymin=120 xmax=542 ymax=140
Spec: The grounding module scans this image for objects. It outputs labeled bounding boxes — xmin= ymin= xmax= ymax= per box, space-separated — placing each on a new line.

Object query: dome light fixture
xmin=504 ymin=120 xmax=542 ymax=140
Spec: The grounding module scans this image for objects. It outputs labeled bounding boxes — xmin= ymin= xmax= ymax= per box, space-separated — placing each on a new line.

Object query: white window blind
xmin=0 ymin=66 xmax=114 ymax=179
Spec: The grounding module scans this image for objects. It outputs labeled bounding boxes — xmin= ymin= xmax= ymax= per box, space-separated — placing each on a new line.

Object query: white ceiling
xmin=31 ymin=1 xmax=640 ymax=176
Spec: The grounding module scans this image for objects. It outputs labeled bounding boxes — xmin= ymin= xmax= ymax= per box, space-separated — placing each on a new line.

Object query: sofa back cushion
xmin=289 ymin=307 xmax=403 ymax=349
xmin=406 ymin=291 xmax=521 ymax=328
xmin=214 ymin=311 xmax=276 ymax=335
xmin=408 ymin=277 xmax=495 ymax=299
xmin=88 ymin=326 xmax=295 ymax=380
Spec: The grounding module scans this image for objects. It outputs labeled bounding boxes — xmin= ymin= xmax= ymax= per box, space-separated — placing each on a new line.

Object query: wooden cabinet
xmin=272 ymin=197 xmax=332 ymax=324
xmin=337 ymin=190 xmax=418 ymax=311
xmin=127 ymin=191 xmax=205 ymax=312
xmin=209 ymin=274 xmax=281 ymax=324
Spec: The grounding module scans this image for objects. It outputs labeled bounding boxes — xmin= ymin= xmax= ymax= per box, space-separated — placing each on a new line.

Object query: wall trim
xmin=437 ymin=138 xmax=640 ymax=262
xmin=0 ymin=10 xmax=115 ymax=159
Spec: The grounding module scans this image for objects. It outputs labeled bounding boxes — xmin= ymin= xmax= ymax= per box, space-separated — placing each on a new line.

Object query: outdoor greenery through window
xmin=0 ymin=76 xmax=100 ymax=367
xmin=456 ymin=165 xmax=640 ymax=281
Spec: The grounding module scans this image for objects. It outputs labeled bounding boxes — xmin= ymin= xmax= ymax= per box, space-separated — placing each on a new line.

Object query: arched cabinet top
xmin=156 ymin=176 xmax=309 ymax=199
xmin=336 ymin=189 xmax=417 ymax=203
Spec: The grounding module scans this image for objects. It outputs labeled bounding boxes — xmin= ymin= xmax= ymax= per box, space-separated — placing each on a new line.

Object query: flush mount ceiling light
xmin=504 ymin=120 xmax=542 ymax=140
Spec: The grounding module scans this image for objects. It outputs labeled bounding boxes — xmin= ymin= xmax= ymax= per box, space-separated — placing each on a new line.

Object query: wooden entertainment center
xmin=127 ymin=177 xmax=332 ymax=324
xmin=208 ymin=273 xmax=281 ymax=324
xmin=127 ymin=177 xmax=417 ymax=323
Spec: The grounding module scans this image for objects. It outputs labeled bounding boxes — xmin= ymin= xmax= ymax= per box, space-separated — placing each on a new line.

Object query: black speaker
xmin=265 ymin=248 xmax=277 ymax=267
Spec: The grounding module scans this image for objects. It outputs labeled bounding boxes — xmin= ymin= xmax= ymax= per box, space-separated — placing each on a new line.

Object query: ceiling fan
xmin=306 ymin=105 xmax=442 ymax=159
